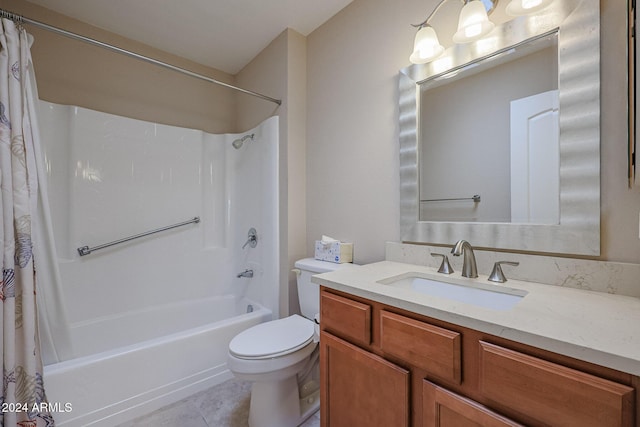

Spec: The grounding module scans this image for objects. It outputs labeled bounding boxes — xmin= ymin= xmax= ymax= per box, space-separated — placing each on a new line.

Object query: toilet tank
xmin=294 ymin=258 xmax=357 ymax=319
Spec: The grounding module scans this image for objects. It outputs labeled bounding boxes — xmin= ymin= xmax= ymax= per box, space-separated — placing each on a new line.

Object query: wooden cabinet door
xmin=423 ymin=380 xmax=523 ymax=427
xmin=320 ymin=331 xmax=410 ymax=427
xmin=479 ymin=341 xmax=635 ymax=427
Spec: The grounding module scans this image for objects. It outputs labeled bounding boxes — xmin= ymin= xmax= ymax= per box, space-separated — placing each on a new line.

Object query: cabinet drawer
xmin=380 ymin=310 xmax=461 ymax=384
xmin=423 ymin=380 xmax=523 ymax=427
xmin=320 ymin=291 xmax=371 ymax=345
xmin=479 ymin=341 xmax=635 ymax=427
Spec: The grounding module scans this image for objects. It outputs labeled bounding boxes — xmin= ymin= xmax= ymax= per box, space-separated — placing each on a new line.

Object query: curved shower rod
xmin=0 ymin=8 xmax=282 ymax=106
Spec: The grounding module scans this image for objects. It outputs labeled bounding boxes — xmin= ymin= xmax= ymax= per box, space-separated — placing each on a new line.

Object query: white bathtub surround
xmin=386 ymin=242 xmax=640 ymax=298
xmin=36 ymin=103 xmax=280 ymax=426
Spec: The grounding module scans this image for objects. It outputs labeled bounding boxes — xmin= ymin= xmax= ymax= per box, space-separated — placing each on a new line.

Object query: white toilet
xmin=228 ymin=258 xmax=354 ymax=427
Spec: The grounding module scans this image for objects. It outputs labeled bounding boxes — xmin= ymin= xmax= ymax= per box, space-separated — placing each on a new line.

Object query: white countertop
xmin=312 ymin=260 xmax=640 ymax=376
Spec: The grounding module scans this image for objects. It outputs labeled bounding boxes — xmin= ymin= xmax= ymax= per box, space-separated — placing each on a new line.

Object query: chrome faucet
xmin=236 ymin=269 xmax=254 ymax=278
xmin=242 ymin=228 xmax=258 ymax=249
xmin=451 ymin=240 xmax=478 ymax=278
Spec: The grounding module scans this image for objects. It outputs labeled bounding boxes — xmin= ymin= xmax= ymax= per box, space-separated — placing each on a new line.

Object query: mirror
xmin=399 ymin=0 xmax=600 ymax=255
xmin=420 ymin=33 xmax=558 ymax=223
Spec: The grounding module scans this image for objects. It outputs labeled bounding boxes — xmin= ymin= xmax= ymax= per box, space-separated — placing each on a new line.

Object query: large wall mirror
xmin=399 ymin=0 xmax=600 ymax=255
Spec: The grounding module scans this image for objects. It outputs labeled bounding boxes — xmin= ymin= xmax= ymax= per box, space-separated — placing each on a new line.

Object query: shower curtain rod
xmin=0 ymin=8 xmax=282 ymax=106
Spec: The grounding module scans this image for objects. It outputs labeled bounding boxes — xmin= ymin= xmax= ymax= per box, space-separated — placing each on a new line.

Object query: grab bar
xmin=77 ymin=216 xmax=200 ymax=257
xmin=420 ymin=194 xmax=481 ymax=203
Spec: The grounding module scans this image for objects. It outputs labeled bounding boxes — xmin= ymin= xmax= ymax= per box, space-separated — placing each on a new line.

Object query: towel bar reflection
xmin=77 ymin=216 xmax=200 ymax=257
xmin=420 ymin=195 xmax=481 ymax=203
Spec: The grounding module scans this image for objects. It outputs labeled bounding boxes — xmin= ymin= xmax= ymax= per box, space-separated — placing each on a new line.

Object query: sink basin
xmin=377 ymin=274 xmax=527 ymax=311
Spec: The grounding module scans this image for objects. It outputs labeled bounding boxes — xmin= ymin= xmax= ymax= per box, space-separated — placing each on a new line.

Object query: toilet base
xmin=248 ymin=375 xmax=319 ymax=427
xmin=298 ymin=388 xmax=320 ymax=425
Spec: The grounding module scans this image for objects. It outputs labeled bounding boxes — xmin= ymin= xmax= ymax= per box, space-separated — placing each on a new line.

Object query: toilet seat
xmin=229 ymin=314 xmax=315 ymax=360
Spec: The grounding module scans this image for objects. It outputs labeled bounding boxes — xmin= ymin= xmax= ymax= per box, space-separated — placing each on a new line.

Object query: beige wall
xmin=236 ymin=29 xmax=308 ymax=317
xmin=306 ymin=0 xmax=419 ymax=264
xmin=1 ymin=0 xmax=237 ymax=134
xmin=306 ymin=0 xmax=640 ymax=264
xmin=283 ymin=31 xmax=308 ymax=315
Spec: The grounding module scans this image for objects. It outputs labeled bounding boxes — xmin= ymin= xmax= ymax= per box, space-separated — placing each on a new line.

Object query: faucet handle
xmin=242 ymin=228 xmax=258 ymax=249
xmin=431 ymin=253 xmax=454 ymax=274
xmin=488 ymin=261 xmax=519 ymax=283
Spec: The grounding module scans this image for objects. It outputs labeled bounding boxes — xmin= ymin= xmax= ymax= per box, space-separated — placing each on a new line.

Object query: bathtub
xmin=43 ymin=296 xmax=272 ymax=427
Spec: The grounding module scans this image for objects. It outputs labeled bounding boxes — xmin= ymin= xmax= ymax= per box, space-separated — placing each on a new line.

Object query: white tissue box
xmin=314 ymin=241 xmax=353 ymax=263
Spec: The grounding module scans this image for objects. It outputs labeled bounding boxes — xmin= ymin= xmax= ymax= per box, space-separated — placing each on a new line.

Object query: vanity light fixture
xmin=410 ymin=0 xmax=497 ymax=64
xmin=410 ymin=0 xmax=555 ymax=64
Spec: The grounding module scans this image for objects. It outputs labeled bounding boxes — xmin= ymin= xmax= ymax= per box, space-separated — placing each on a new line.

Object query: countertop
xmin=312 ymin=260 xmax=640 ymax=376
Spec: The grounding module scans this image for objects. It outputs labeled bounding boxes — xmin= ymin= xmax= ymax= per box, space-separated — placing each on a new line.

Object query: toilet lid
xmin=229 ymin=314 xmax=315 ymax=359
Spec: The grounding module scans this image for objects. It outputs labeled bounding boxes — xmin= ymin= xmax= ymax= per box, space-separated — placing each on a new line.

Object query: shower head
xmin=231 ymin=133 xmax=255 ymax=149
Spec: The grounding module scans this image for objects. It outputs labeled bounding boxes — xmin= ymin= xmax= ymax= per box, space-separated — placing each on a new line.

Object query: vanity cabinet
xmin=319 ymin=287 xmax=638 ymax=427
xmin=319 ymin=292 xmax=409 ymax=427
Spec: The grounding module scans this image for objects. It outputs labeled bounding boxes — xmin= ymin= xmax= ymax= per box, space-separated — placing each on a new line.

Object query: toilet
xmin=228 ymin=258 xmax=355 ymax=427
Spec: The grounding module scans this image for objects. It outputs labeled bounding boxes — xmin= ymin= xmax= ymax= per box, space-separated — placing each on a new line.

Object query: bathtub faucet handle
xmin=242 ymin=228 xmax=258 ymax=249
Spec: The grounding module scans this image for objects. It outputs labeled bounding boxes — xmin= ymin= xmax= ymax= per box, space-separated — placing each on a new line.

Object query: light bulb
xmin=505 ymin=0 xmax=554 ymax=16
xmin=522 ymin=0 xmax=542 ymax=8
xmin=410 ymin=25 xmax=445 ymax=64
xmin=453 ymin=0 xmax=495 ymax=44
xmin=464 ymin=23 xmax=482 ymax=39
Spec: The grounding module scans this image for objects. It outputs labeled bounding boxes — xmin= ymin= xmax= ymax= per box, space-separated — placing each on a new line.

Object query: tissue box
xmin=314 ymin=241 xmax=353 ymax=263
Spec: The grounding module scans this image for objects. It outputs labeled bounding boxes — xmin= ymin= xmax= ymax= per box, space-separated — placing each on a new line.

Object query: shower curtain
xmin=0 ymin=19 xmax=55 ymax=427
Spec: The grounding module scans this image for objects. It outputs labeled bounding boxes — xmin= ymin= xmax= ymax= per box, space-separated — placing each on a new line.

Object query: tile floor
xmin=117 ymin=378 xmax=321 ymax=427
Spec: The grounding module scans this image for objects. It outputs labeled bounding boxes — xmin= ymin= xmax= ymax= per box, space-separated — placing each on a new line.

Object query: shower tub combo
xmin=36 ymin=102 xmax=279 ymax=426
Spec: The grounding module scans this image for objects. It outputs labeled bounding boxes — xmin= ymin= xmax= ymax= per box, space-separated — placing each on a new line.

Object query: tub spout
xmin=237 ymin=269 xmax=254 ymax=278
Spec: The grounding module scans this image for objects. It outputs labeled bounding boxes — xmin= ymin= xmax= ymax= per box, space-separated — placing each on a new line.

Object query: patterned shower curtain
xmin=0 ymin=18 xmax=54 ymax=427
